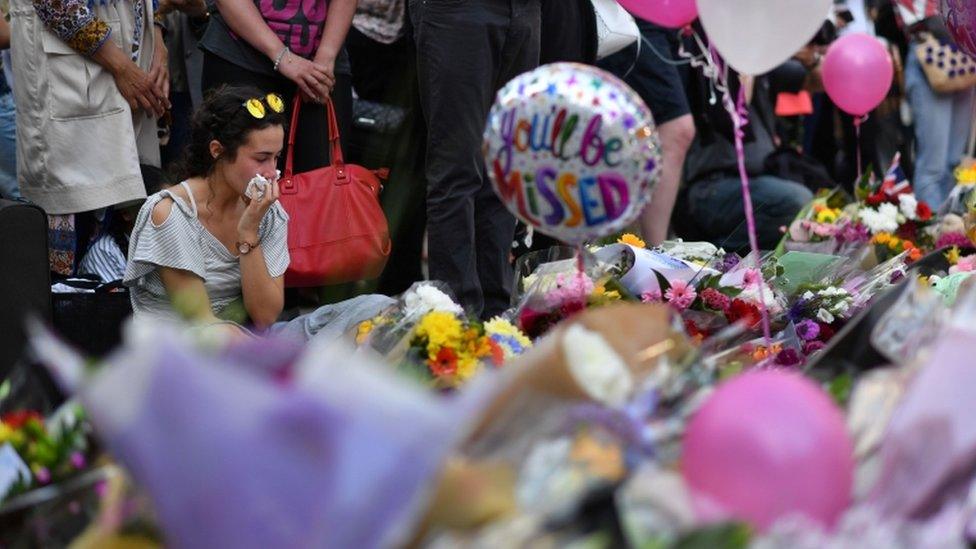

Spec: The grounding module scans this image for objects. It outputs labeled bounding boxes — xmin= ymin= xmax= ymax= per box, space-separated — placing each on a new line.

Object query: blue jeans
xmin=688 ymin=175 xmax=813 ymax=252
xmin=905 ymin=48 xmax=975 ymax=208
xmin=0 ymin=92 xmax=18 ymax=200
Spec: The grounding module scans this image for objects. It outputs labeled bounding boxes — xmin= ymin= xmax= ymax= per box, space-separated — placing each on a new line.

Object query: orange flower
xmin=488 ymin=339 xmax=505 ymax=367
xmin=429 ymin=347 xmax=458 ymax=378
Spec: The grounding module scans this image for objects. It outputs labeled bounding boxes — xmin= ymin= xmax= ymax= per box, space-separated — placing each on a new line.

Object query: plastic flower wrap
xmin=514 ymin=248 xmax=633 ymax=339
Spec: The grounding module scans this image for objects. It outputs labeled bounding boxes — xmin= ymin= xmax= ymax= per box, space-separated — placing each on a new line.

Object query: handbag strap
xmin=283 ymin=96 xmax=346 ymax=180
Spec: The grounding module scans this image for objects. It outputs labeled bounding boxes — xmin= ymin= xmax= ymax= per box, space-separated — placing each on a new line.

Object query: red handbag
xmin=279 ymin=96 xmax=391 ymax=287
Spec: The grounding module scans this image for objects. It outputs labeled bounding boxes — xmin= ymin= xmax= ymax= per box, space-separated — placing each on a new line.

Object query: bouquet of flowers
xmin=783 ymin=190 xmax=872 ymax=256
xmin=358 ymin=282 xmax=531 ymax=388
xmin=854 ymin=155 xmax=935 ymax=262
xmin=0 ymin=403 xmax=92 ymax=503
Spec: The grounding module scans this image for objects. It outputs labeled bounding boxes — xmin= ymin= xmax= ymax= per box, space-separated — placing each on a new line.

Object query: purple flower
xmin=34 ymin=466 xmax=51 ymax=485
xmin=774 ymin=348 xmax=802 ymax=367
xmin=718 ymin=254 xmax=741 ymax=273
xmin=803 ymin=340 xmax=826 ymax=355
xmin=70 ymin=451 xmax=86 ymax=470
xmin=836 ymin=220 xmax=871 ymax=244
xmin=795 ymin=319 xmax=821 ymax=341
xmin=787 ymin=299 xmax=809 ymax=324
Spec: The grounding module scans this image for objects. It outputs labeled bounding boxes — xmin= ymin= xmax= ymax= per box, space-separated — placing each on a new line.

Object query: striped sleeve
xmin=260 ymin=202 xmax=290 ymax=278
xmin=124 ymin=194 xmax=208 ymax=286
xmin=79 ymin=235 xmax=127 ymax=283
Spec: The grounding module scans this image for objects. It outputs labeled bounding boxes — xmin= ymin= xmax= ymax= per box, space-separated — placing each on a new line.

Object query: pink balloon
xmin=682 ymin=370 xmax=854 ymax=531
xmin=617 ymin=0 xmax=698 ymax=29
xmin=822 ymin=33 xmax=894 ymax=116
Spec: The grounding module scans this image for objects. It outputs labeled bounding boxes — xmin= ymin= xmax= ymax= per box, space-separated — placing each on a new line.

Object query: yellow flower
xmin=356 ymin=320 xmax=374 ymax=345
xmin=455 ymin=353 xmax=480 ymax=382
xmin=484 ymin=317 xmax=533 ymax=350
xmin=604 ymin=290 xmax=621 ymax=301
xmin=617 ymin=233 xmax=646 ymax=249
xmin=815 ymin=208 xmax=839 ymax=224
xmin=0 ymin=423 xmax=13 ymax=444
xmin=887 ymin=236 xmax=902 ymax=251
xmin=872 ymin=232 xmax=892 ymax=245
xmin=917 ymin=275 xmax=929 ymax=287
xmin=946 ymin=246 xmax=961 ymax=266
xmin=956 ymin=165 xmax=976 ymax=185
xmin=415 ymin=311 xmax=464 ymax=355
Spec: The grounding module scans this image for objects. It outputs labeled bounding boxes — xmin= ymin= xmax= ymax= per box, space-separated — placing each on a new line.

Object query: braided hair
xmin=175 ymin=85 xmax=287 ymax=182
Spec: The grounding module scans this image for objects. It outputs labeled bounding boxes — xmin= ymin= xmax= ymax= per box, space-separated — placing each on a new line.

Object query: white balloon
xmin=697 ymin=0 xmax=833 ymax=76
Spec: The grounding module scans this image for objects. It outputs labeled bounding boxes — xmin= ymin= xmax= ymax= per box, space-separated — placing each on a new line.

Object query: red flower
xmin=2 ymin=410 xmax=43 ymax=430
xmin=916 ymin=201 xmax=933 ymax=221
xmin=429 ymin=348 xmax=458 ymax=378
xmin=488 ymin=339 xmax=505 ymax=367
xmin=725 ymin=299 xmax=761 ymax=327
xmin=896 ymin=220 xmax=918 ymax=241
xmin=817 ymin=322 xmax=836 ymax=342
xmin=558 ymin=299 xmax=586 ymax=318
xmin=683 ymin=318 xmax=708 ymax=341
xmin=865 ymin=190 xmax=887 ymax=207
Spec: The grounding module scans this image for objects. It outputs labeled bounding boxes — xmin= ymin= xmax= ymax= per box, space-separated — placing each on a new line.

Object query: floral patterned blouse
xmin=33 ymin=0 xmax=157 ymax=56
xmin=32 ymin=0 xmax=112 ymax=55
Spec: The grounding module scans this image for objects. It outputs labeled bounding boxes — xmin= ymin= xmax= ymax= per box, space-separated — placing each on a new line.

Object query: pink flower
xmin=544 ymin=272 xmax=595 ymax=309
xmin=641 ymin=289 xmax=663 ymax=303
xmin=700 ymin=288 xmax=731 ymax=312
xmin=811 ymin=223 xmax=837 ymax=238
xmin=664 ymin=280 xmax=697 ymax=311
xmin=950 ymin=255 xmax=976 ymax=275
xmin=936 ymin=232 xmax=972 ymax=250
xmin=743 ymin=268 xmax=762 ymax=288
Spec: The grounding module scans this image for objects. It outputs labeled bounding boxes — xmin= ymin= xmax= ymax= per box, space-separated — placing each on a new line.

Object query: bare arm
xmin=237 ymin=180 xmax=285 ymax=329
xmin=312 ymin=0 xmax=356 ymax=73
xmin=0 ymin=18 xmax=10 ymax=50
xmin=239 ymin=246 xmax=285 ymax=329
xmin=213 ymin=0 xmax=333 ymax=99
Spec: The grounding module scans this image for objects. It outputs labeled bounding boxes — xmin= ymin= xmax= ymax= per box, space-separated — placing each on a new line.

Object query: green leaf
xmin=827 ymin=373 xmax=853 ymax=407
xmin=651 ymin=269 xmax=672 ymax=294
xmin=672 ymin=523 xmax=751 ymax=549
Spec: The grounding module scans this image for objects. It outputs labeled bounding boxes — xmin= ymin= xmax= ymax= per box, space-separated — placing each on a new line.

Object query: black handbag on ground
xmin=51 ymin=279 xmax=132 ymax=358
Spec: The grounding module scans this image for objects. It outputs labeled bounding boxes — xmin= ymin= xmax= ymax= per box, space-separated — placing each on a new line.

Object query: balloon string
xmin=731 ymin=86 xmax=773 ymax=347
xmin=679 ymin=31 xmax=771 ymax=346
xmin=577 ymin=243 xmax=586 ymax=308
xmin=854 ymin=114 xmax=868 ymax=183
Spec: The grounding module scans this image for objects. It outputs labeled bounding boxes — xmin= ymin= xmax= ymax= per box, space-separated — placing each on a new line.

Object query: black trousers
xmin=410 ymin=0 xmax=541 ymax=318
xmin=346 ymin=27 xmax=427 ymax=297
xmin=201 ymin=52 xmax=353 ymax=173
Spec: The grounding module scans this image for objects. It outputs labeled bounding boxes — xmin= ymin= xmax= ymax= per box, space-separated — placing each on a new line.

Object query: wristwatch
xmin=237 ymin=239 xmax=260 ymax=255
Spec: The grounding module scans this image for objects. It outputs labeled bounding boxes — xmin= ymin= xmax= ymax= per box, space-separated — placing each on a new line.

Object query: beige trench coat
xmin=10 ymin=0 xmax=161 ymax=215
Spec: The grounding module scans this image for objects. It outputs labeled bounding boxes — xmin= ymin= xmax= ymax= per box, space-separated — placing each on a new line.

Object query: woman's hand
xmin=148 ymin=27 xmax=170 ymax=105
xmin=114 ymin=61 xmax=168 ymax=117
xmin=237 ymin=177 xmax=280 ymax=244
xmin=93 ymin=41 xmax=169 ymax=117
xmin=277 ymin=52 xmax=334 ymax=103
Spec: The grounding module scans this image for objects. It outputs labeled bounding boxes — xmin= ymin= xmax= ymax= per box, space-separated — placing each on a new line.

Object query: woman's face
xmin=220 ymin=125 xmax=285 ymax=196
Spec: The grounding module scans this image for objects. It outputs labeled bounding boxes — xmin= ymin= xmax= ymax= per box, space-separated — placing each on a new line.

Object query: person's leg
xmin=0 ymin=92 xmax=20 ymax=200
xmin=642 ymin=114 xmax=694 ymax=244
xmin=905 ymin=48 xmax=955 ymax=208
xmin=943 ymin=88 xmax=976 ymax=198
xmin=688 ymin=175 xmax=812 ymax=252
xmin=599 ymin=21 xmax=693 ymax=246
xmin=474 ymin=0 xmax=541 ymax=318
xmin=410 ymin=0 xmax=509 ymax=315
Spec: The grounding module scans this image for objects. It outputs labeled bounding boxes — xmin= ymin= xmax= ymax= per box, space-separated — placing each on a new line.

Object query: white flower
xmin=899 ymin=194 xmax=919 ymax=221
xmin=403 ymin=284 xmax=463 ymax=319
xmin=802 ymin=291 xmax=816 ymax=301
xmin=817 ymin=308 xmax=835 ymax=324
xmin=859 ymin=203 xmax=900 ymax=234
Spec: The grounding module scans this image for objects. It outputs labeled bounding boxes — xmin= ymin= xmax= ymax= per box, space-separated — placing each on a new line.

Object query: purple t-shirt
xmin=200 ymin=0 xmax=331 ymax=76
